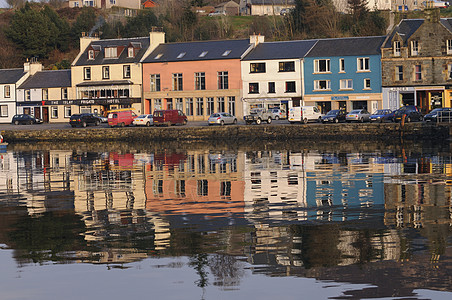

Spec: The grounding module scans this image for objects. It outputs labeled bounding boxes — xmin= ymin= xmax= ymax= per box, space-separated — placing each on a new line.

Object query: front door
xmin=42 ymin=107 xmax=49 ymax=123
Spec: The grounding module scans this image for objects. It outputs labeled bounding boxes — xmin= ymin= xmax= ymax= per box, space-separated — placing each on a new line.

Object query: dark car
xmin=11 ymin=114 xmax=43 ymax=125
xmin=393 ymin=105 xmax=423 ymax=122
xmin=321 ymin=109 xmax=347 ymax=123
xmin=69 ymin=113 xmax=101 ymax=127
xmin=370 ymin=109 xmax=393 ymax=123
xmin=424 ymin=107 xmax=452 ymax=123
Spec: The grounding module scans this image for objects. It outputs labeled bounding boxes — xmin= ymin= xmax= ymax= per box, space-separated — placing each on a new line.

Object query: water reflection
xmin=0 ymin=142 xmax=451 ymax=298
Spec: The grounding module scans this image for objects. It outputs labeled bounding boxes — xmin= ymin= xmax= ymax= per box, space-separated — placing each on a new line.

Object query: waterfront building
xmin=239 ymin=0 xmax=295 ymax=16
xmin=142 ymin=35 xmax=263 ymax=120
xmin=381 ymin=11 xmax=452 ymax=113
xmin=241 ymin=39 xmax=317 ymax=115
xmin=16 ymin=69 xmax=73 ymax=123
xmin=304 ymin=36 xmax=385 ymax=113
xmin=70 ymin=31 xmax=163 ymax=117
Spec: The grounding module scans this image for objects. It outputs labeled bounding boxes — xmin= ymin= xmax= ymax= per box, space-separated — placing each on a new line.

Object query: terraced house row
xmin=2 ymin=10 xmax=452 ymax=124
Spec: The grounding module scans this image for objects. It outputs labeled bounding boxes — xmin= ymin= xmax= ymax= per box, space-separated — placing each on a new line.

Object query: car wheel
xmin=359 ymin=117 xmax=364 ymax=123
xmin=220 ymin=120 xmax=225 ymax=126
xmin=233 ymin=119 xmax=237 ymax=124
xmin=146 ymin=121 xmax=150 ymax=127
xmin=303 ymin=118 xmax=308 ymax=124
xmin=256 ymin=118 xmax=262 ymax=125
xmin=95 ymin=121 xmax=100 ymax=126
xmin=406 ymin=116 xmax=411 ymax=123
xmin=267 ymin=117 xmax=272 ymax=124
xmin=183 ymin=119 xmax=187 ymax=125
xmin=275 ymin=116 xmax=279 ymax=120
xmin=82 ymin=122 xmax=87 ymax=128
xmin=14 ymin=120 xmax=19 ymax=125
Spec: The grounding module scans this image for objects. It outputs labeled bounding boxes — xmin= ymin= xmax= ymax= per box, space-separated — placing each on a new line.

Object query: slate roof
xmin=242 ymin=39 xmax=318 ymax=60
xmin=18 ymin=69 xmax=71 ymax=89
xmin=73 ymin=36 xmax=150 ymax=66
xmin=0 ymin=69 xmax=26 ymax=84
xmin=306 ymin=36 xmax=386 ymax=57
xmin=383 ymin=19 xmax=424 ymax=47
xmin=440 ymin=18 xmax=452 ymax=33
xmin=142 ymin=39 xmax=252 ymax=63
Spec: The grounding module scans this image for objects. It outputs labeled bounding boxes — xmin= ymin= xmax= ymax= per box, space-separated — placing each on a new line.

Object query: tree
xmin=348 ymin=0 xmax=369 ymax=23
xmin=42 ymin=5 xmax=71 ymax=52
xmin=71 ymin=7 xmax=97 ymax=42
xmin=123 ymin=9 xmax=160 ymax=38
xmin=6 ymin=0 xmax=25 ymax=9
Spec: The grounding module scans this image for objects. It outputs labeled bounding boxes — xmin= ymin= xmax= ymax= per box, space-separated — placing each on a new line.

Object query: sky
xmin=0 ymin=0 xmax=7 ymax=8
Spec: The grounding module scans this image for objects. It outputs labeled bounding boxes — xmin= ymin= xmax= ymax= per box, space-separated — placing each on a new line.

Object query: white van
xmin=288 ymin=106 xmax=323 ymax=124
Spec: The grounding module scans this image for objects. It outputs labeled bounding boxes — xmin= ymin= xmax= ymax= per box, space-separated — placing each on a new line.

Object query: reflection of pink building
xmin=142 ymin=35 xmax=264 ymax=121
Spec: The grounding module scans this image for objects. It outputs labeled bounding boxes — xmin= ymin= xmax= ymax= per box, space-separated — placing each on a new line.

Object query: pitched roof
xmin=0 ymin=69 xmax=26 ymax=84
xmin=440 ymin=18 xmax=452 ymax=32
xmin=242 ymin=39 xmax=317 ymax=60
xmin=73 ymin=36 xmax=150 ymax=66
xmin=306 ymin=36 xmax=386 ymax=57
xmin=383 ymin=19 xmax=424 ymax=47
xmin=142 ymin=39 xmax=252 ymax=63
xmin=18 ymin=69 xmax=71 ymax=89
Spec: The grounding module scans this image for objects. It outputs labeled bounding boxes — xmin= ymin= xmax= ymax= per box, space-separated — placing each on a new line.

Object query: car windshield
xmin=326 ymin=110 xmax=339 ymax=115
xmin=350 ymin=110 xmax=361 ymax=114
xmin=211 ymin=113 xmax=220 ymax=117
xmin=430 ymin=108 xmax=442 ymax=113
xmin=137 ymin=115 xmax=147 ymax=118
xmin=372 ymin=110 xmax=386 ymax=115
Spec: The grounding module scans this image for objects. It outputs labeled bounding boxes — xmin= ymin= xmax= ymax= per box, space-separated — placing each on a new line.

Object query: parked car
xmin=133 ymin=114 xmax=154 ymax=126
xmin=393 ymin=105 xmax=423 ymax=122
xmin=11 ymin=114 xmax=43 ymax=125
xmin=153 ymin=109 xmax=187 ymax=126
xmin=370 ymin=109 xmax=394 ymax=123
xmin=94 ymin=113 xmax=108 ymax=123
xmin=423 ymin=107 xmax=452 ymax=122
xmin=108 ymin=109 xmax=137 ymax=127
xmin=270 ymin=108 xmax=286 ymax=120
xmin=244 ymin=108 xmax=273 ymax=125
xmin=69 ymin=113 xmax=101 ymax=127
xmin=208 ymin=112 xmax=237 ymax=126
xmin=346 ymin=109 xmax=371 ymax=123
xmin=288 ymin=106 xmax=323 ymax=124
xmin=321 ymin=109 xmax=347 ymax=123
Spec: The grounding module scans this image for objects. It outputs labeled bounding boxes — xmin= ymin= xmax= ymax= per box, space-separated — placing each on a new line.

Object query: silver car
xmin=208 ymin=112 xmax=237 ymax=126
xmin=346 ymin=109 xmax=371 ymax=123
xmin=133 ymin=114 xmax=153 ymax=126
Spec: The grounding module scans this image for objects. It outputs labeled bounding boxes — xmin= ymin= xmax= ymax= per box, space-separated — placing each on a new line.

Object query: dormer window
xmin=128 ymin=47 xmax=134 ymax=58
xmin=88 ymin=50 xmax=94 ymax=60
xmin=222 ymin=50 xmax=231 ymax=56
xmin=393 ymin=41 xmax=401 ymax=56
xmin=199 ymin=51 xmax=208 ymax=57
xmin=177 ymin=52 xmax=186 ymax=59
xmin=447 ymin=40 xmax=452 ymax=55
xmin=155 ymin=53 xmax=163 ymax=59
xmin=411 ymin=40 xmax=419 ymax=56
xmin=105 ymin=47 xmax=118 ymax=58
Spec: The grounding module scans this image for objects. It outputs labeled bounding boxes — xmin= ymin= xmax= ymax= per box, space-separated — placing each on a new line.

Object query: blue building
xmin=303 ymin=36 xmax=386 ymax=114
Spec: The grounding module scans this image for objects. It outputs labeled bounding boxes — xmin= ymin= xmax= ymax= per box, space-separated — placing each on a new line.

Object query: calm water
xmin=0 ymin=141 xmax=451 ymax=300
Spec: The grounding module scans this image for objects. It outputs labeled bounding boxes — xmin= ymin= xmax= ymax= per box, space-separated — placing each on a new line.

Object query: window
xmin=314 ymin=59 xmax=330 ymax=73
xmin=64 ymin=106 xmax=71 ymax=118
xmin=88 ymin=50 xmax=94 ymax=60
xmin=25 ymin=90 xmax=31 ymax=101
xmin=364 ymin=78 xmax=371 ymax=89
xmin=154 ymin=98 xmax=162 ymax=110
xmin=217 ymin=97 xmax=225 ymax=112
xmin=197 ymin=180 xmax=208 ymax=196
xmin=51 ymin=106 xmax=58 ymax=119
xmin=268 ymin=82 xmax=275 ymax=93
xmin=394 ymin=41 xmax=401 ymax=56
xmin=123 ymin=65 xmax=131 ymax=78
xmin=447 ymin=40 xmax=452 ymax=55
xmin=0 ymin=105 xmax=8 ymax=117
xmin=448 ymin=64 xmax=452 ymax=80
xmin=357 ymin=58 xmax=370 ymax=71
xmin=103 ymin=66 xmax=110 ymax=79
xmin=105 ymin=47 xmax=117 ymax=58
xmin=222 ymin=50 xmax=231 ymax=56
xmin=42 ymin=89 xmax=48 ymax=100
xmin=4 ymin=86 xmax=10 ymax=98
xmin=414 ymin=65 xmax=422 ymax=81
xmin=84 ymin=67 xmax=91 ymax=80
xmin=128 ymin=47 xmax=134 ymax=58
xmin=250 ymin=63 xmax=266 ymax=73
xmin=61 ymin=88 xmax=68 ymax=100
xmin=285 ymin=81 xmax=296 ymax=92
xmin=228 ymin=97 xmax=235 ymax=115
xmin=411 ymin=40 xmax=419 ymax=56
xmin=186 ymin=98 xmax=193 ymax=116
xmin=279 ymin=61 xmax=295 ymax=72
xmin=199 ymin=51 xmax=208 ymax=57
xmin=195 ymin=72 xmax=205 ymax=90
xmin=196 ymin=97 xmax=204 ymax=116
xmin=176 ymin=98 xmax=183 ymax=111
xmin=172 ymin=73 xmax=183 ymax=91
xmin=249 ymin=83 xmax=259 ymax=94
xmin=177 ymin=52 xmax=186 ymax=59
xmin=340 ymin=79 xmax=353 ymax=90
xmin=396 ymin=66 xmax=403 ymax=81
xmin=339 ymin=59 xmax=345 ymax=72
xmin=207 ymin=97 xmax=214 ymax=115
xmin=150 ymin=74 xmax=160 ymax=92
xmin=218 ymin=71 xmax=228 ymax=89
xmin=314 ymin=80 xmax=331 ymax=90
xmin=220 ymin=181 xmax=231 ymax=197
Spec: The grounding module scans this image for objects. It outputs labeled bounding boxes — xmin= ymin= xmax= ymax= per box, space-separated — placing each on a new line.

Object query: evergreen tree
xmin=123 ymin=10 xmax=160 ymax=38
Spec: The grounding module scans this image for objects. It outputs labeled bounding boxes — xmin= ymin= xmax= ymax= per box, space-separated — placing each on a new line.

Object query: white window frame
xmin=61 ymin=88 xmax=68 ymax=100
xmin=340 ymin=79 xmax=353 ymax=90
xmin=103 ymin=66 xmax=110 ymax=79
xmin=42 ymin=89 xmax=48 ymax=100
xmin=105 ymin=47 xmax=118 ymax=58
xmin=218 ymin=71 xmax=228 ymax=90
xmin=364 ymin=78 xmax=371 ymax=90
xmin=128 ymin=47 xmax=134 ymax=58
xmin=448 ymin=40 xmax=452 ymax=55
xmin=51 ymin=106 xmax=58 ymax=119
xmin=123 ymin=65 xmax=131 ymax=78
xmin=150 ymin=74 xmax=160 ymax=92
xmin=0 ymin=105 xmax=8 ymax=117
xmin=4 ymin=85 xmax=10 ymax=98
xmin=84 ymin=67 xmax=91 ymax=80
xmin=314 ymin=59 xmax=331 ymax=73
xmin=339 ymin=58 xmax=345 ymax=72
xmin=414 ymin=65 xmax=422 ymax=81
xmin=394 ymin=41 xmax=401 ymax=56
xmin=195 ymin=72 xmax=206 ymax=90
xmin=64 ymin=106 xmax=71 ymax=118
xmin=25 ymin=90 xmax=30 ymax=101
xmin=314 ymin=80 xmax=331 ymax=91
xmin=154 ymin=98 xmax=162 ymax=110
xmin=357 ymin=57 xmax=370 ymax=72
xmin=411 ymin=40 xmax=419 ymax=56
xmin=448 ymin=64 xmax=452 ymax=80
xmin=88 ymin=50 xmax=94 ymax=60
xmin=172 ymin=73 xmax=183 ymax=91
xmin=396 ymin=66 xmax=403 ymax=81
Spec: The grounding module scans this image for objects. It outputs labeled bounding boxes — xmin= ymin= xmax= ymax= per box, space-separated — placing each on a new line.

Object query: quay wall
xmin=1 ymin=123 xmax=450 ymax=143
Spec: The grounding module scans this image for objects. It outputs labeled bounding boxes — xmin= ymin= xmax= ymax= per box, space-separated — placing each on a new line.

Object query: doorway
xmin=42 ymin=107 xmax=49 ymax=123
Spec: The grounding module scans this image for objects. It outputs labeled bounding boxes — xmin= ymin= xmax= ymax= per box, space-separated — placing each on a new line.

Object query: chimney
xmin=24 ymin=57 xmax=42 ymax=75
xmin=250 ymin=34 xmax=264 ymax=46
xmin=80 ymin=32 xmax=100 ymax=53
xmin=425 ymin=8 xmax=440 ymax=23
xmin=149 ymin=27 xmax=165 ymax=52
